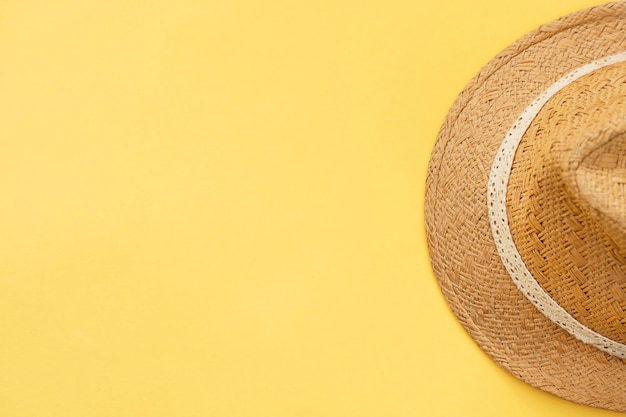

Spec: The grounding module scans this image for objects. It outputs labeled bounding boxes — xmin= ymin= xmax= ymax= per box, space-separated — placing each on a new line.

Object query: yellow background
xmin=0 ymin=0 xmax=619 ymax=416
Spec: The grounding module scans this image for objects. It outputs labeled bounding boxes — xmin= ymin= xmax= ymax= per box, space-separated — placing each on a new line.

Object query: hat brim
xmin=425 ymin=2 xmax=626 ymax=412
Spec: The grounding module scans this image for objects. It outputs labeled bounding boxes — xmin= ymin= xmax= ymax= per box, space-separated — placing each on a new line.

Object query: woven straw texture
xmin=425 ymin=2 xmax=626 ymax=412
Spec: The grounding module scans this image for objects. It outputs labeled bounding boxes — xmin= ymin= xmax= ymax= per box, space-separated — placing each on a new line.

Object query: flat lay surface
xmin=0 ymin=0 xmax=619 ymax=416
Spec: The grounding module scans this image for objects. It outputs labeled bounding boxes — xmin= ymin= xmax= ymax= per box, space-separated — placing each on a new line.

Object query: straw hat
xmin=425 ymin=2 xmax=626 ymax=412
